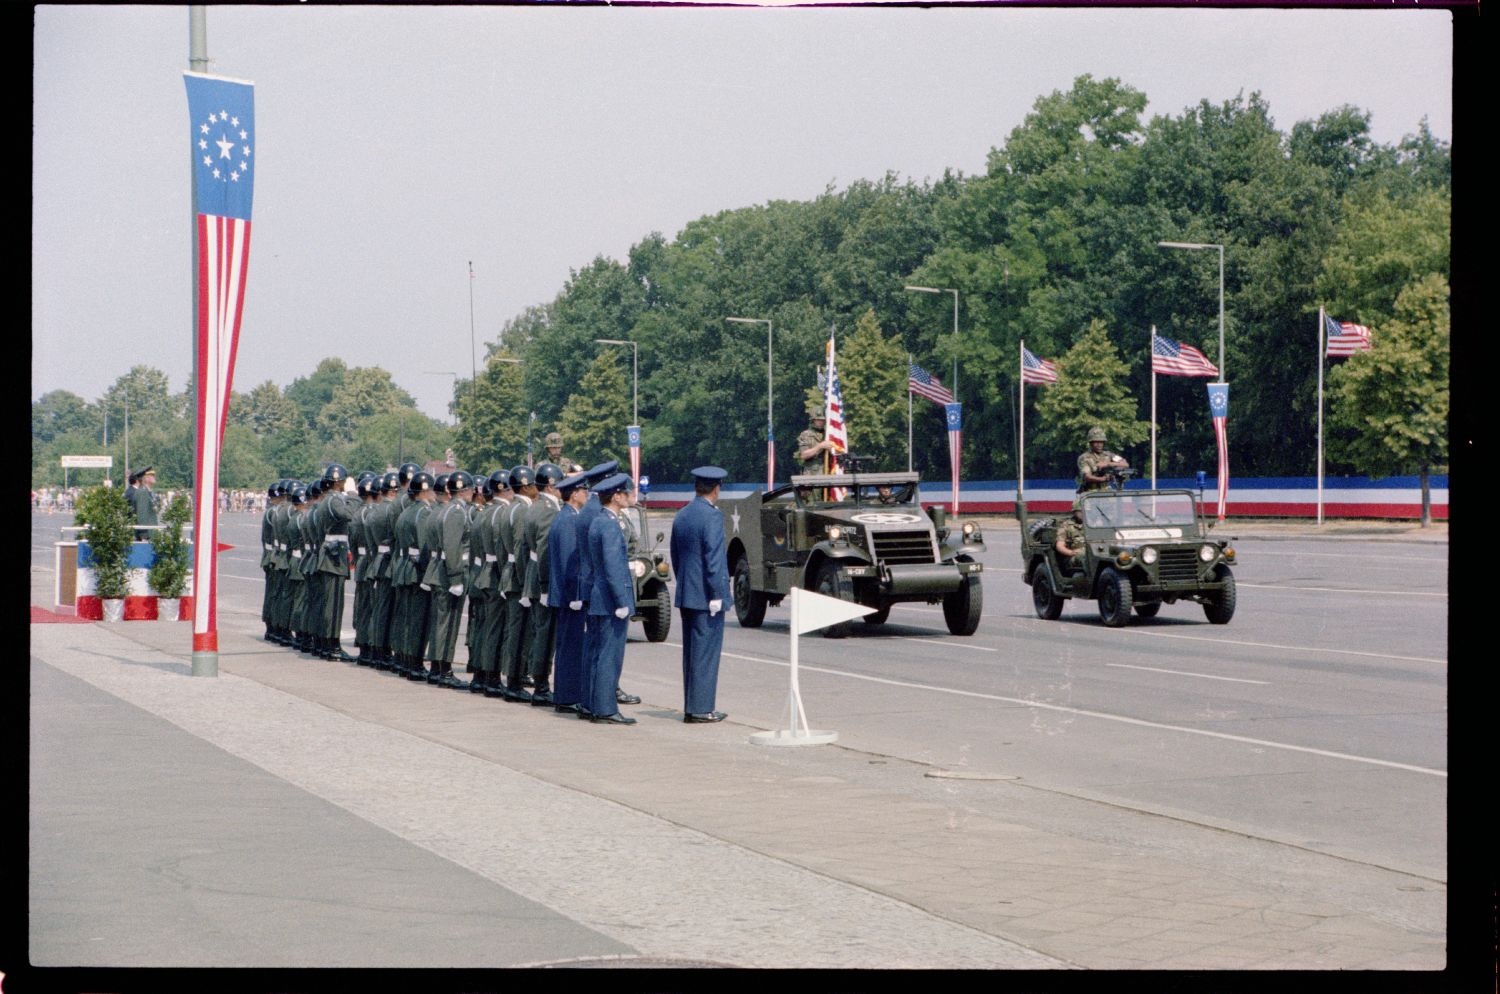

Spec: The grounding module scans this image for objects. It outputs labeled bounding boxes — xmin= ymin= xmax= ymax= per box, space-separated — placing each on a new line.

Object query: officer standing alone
xmin=670 ymin=466 xmax=731 ymax=723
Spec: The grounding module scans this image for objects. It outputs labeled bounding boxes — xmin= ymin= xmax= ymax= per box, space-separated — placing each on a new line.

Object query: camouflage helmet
xmin=534 ymin=462 xmax=565 ymax=488
xmin=807 ymin=397 xmax=826 ymax=419
xmin=1086 ymin=427 xmax=1107 ymax=443
xmin=544 ymin=431 xmax=563 ymax=448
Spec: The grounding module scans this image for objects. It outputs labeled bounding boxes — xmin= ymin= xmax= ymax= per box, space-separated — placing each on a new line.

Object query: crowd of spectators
xmin=31 ymin=486 xmax=266 ymax=515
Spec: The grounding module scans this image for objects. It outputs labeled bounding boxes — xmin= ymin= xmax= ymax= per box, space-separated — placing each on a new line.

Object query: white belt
xmin=263 ymin=543 xmax=273 ymax=550
xmin=357 ymin=546 xmax=368 ymax=555
xmin=507 ymin=554 xmax=516 ymax=563
xmin=529 ymin=551 xmax=538 ymax=562
xmin=472 ymin=556 xmax=482 ymax=565
xmin=378 ymin=544 xmax=391 ymax=553
xmin=292 ymin=550 xmax=302 ymax=559
xmin=324 ymin=535 xmax=347 ymax=544
xmin=408 ymin=546 xmax=420 ymax=556
xmin=485 ymin=554 xmax=497 ymax=562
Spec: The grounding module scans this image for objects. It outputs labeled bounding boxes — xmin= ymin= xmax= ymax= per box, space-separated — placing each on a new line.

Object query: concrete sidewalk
xmin=25 ymin=611 xmax=1446 ymax=973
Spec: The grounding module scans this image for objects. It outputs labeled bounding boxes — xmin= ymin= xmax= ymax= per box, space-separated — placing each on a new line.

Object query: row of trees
xmin=34 ymin=75 xmax=1448 ymax=492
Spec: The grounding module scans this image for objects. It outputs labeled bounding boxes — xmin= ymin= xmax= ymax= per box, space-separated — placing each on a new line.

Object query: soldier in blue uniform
xmin=548 ymin=470 xmax=590 ymax=714
xmin=670 ymin=466 xmax=731 ymax=723
xmin=583 ymin=473 xmax=637 ymax=725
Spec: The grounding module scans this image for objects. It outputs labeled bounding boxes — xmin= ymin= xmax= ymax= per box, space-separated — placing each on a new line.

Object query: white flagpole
xmin=1150 ymin=325 xmax=1158 ymax=490
xmin=1317 ymin=307 xmax=1325 ymax=526
xmin=1018 ymin=340 xmax=1026 ymax=500
xmin=907 ymin=353 xmax=913 ymax=473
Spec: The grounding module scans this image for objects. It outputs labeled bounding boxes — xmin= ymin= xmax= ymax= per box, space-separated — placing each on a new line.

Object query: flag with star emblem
xmin=184 ymin=71 xmax=255 ymax=654
xmin=1207 ymin=383 xmax=1229 ymax=520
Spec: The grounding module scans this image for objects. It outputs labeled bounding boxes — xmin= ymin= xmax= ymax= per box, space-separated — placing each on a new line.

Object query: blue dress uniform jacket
xmin=548 ymin=502 xmax=585 ymax=707
xmin=585 ymin=507 xmax=634 ymax=717
xmin=669 ymin=495 xmax=732 ymax=714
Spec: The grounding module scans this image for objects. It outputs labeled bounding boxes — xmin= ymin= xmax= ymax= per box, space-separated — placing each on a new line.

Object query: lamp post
xmin=594 ymin=339 xmax=639 ymax=424
xmin=904 ymin=285 xmax=960 ymax=402
xmin=1156 ymin=241 xmax=1226 ymax=379
xmin=726 ymin=317 xmax=774 ymax=489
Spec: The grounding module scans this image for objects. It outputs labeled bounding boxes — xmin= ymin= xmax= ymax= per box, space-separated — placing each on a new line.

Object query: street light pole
xmin=594 ymin=339 xmax=639 ymax=424
xmin=726 ymin=317 xmax=774 ymax=489
xmin=1156 ymin=241 xmax=1226 ymax=379
xmin=904 ymin=286 xmax=960 ymax=402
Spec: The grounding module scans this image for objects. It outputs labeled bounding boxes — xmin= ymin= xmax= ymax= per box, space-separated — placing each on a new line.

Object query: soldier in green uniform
xmin=795 ymin=403 xmax=835 ymax=474
xmin=260 ymin=480 xmax=286 ymax=643
xmin=365 ymin=472 xmax=401 ymax=670
xmin=461 ymin=472 xmax=489 ymax=683
xmin=391 ymin=472 xmax=436 ymax=678
xmin=128 ymin=467 xmax=160 ymax=540
xmin=499 ymin=465 xmax=538 ymax=700
xmin=424 ymin=471 xmax=476 ymax=688
xmin=522 ymin=463 xmax=565 ymax=705
xmin=269 ymin=481 xmax=299 ymax=646
xmin=543 ymin=431 xmax=583 ymax=475
xmin=1055 ymin=496 xmax=1087 ymax=573
xmin=416 ymin=475 xmax=450 ymax=681
xmin=350 ymin=473 xmax=379 ymax=662
xmin=1076 ymin=427 xmax=1130 ymax=493
xmin=476 ymin=470 xmax=512 ymax=696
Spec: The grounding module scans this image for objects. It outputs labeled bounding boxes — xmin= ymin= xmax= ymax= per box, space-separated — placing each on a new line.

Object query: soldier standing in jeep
xmin=1077 ymin=426 xmax=1129 ymax=492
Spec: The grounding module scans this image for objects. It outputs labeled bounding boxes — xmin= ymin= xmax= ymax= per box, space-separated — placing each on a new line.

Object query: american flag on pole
xmin=1207 ymin=383 xmax=1229 ymax=520
xmin=1324 ymin=313 xmax=1373 ymax=357
xmin=824 ymin=333 xmax=848 ymax=500
xmin=907 ymin=362 xmax=954 ymax=404
xmin=1152 ymin=333 xmax=1219 ymax=377
xmin=185 ymin=72 xmax=255 ymax=655
xmin=627 ymin=424 xmax=641 ymax=491
xmin=945 ymin=403 xmax=962 ymax=513
xmin=1021 ymin=347 xmax=1059 ymax=385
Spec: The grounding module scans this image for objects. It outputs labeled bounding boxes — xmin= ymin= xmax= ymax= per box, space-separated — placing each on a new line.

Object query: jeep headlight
xmin=1222 ymin=545 xmax=1235 ymax=562
xmin=655 ymin=559 xmax=670 ymax=577
xmin=1199 ymin=544 xmax=1217 ymax=562
xmin=628 ymin=559 xmax=647 ymax=578
xmin=961 ymin=521 xmax=982 ymax=542
xmin=1141 ymin=546 xmax=1158 ymax=565
xmin=1116 ymin=549 xmax=1135 ymax=566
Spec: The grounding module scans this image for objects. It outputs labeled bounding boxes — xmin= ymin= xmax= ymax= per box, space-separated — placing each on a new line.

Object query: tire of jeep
xmin=733 ymin=554 xmax=767 ymax=628
xmin=943 ymin=572 xmax=983 ymax=636
xmin=1032 ymin=569 xmax=1063 ymax=621
xmin=814 ymin=561 xmax=853 ymax=639
xmin=862 ymin=603 xmax=891 ymax=626
xmin=1203 ymin=565 xmax=1236 ymax=624
xmin=1134 ymin=601 xmax=1161 ymax=619
xmin=641 ymin=581 xmax=672 ymax=642
xmin=1097 ymin=567 xmax=1133 ymax=627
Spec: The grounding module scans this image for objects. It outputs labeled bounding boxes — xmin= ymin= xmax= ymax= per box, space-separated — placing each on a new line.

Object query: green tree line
xmin=34 ymin=75 xmax=1449 ymax=492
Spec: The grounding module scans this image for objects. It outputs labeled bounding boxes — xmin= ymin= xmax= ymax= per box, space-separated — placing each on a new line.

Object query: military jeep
xmin=619 ymin=503 xmax=672 ymax=642
xmin=1019 ymin=488 xmax=1237 ymax=627
xmin=722 ymin=470 xmax=985 ymax=638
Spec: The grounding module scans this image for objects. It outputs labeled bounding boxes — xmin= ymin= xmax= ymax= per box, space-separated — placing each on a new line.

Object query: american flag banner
xmin=1324 ymin=313 xmax=1373 ymax=357
xmin=907 ymin=362 xmax=954 ymax=404
xmin=1152 ymin=333 xmax=1219 ymax=378
xmin=1207 ymin=383 xmax=1229 ymax=520
xmin=1021 ymin=347 xmax=1059 ymax=385
xmin=824 ymin=334 xmax=849 ymax=499
xmin=185 ymin=72 xmax=255 ymax=656
xmin=627 ymin=424 xmax=641 ymax=492
xmin=945 ymin=403 xmax=962 ymax=513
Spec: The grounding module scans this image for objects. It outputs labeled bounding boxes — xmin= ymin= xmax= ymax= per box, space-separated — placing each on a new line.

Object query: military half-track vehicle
xmin=722 ymin=471 xmax=985 ymax=638
xmin=619 ymin=503 xmax=672 ymax=642
xmin=1019 ymin=488 xmax=1237 ymax=627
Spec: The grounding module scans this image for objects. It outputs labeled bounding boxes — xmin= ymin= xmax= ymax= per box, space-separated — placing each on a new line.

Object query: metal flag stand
xmin=749 ymin=586 xmax=870 ymax=747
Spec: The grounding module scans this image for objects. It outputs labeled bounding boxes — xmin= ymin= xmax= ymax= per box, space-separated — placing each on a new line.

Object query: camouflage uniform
xmin=1057 ymin=517 xmax=1087 ymax=571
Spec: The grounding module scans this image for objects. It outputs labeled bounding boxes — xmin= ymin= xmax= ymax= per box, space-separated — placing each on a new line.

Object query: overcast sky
xmin=32 ymin=5 xmax=1453 ymax=423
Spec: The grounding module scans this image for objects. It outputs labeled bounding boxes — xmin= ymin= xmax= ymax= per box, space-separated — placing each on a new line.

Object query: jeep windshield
xmin=1082 ymin=491 xmax=1199 ymax=534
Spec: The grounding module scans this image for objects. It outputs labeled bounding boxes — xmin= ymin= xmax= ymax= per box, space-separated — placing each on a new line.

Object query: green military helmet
xmin=806 ymin=398 xmax=826 ymax=420
xmin=1086 ymin=427 xmax=1107 ymax=443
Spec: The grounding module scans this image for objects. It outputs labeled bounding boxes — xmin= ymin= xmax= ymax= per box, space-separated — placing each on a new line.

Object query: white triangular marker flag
xmin=791 ymin=586 xmax=874 ymax=635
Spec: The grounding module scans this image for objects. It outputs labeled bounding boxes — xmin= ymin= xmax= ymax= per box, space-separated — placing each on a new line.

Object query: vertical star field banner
xmin=185 ymin=72 xmax=255 ymax=654
xmin=627 ymin=424 xmax=641 ymax=492
xmin=945 ymin=402 xmax=962 ymax=513
xmin=1207 ymin=383 xmax=1229 ymax=520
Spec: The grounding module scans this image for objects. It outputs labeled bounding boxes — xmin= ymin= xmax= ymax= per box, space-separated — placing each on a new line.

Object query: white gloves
xmin=709 ymin=599 xmax=723 ymax=616
xmin=569 ymin=600 xmax=583 ymax=611
xmin=614 ymin=606 xmax=629 ymax=619
xmin=448 ymin=583 xmax=464 ymax=596
xmin=520 ymin=596 xmax=532 ymax=607
xmin=540 ymin=594 xmax=549 ymax=607
xmin=419 ymin=583 xmax=431 ymax=591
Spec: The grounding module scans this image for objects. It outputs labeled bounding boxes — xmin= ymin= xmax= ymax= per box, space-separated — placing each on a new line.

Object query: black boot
xmin=329 ymin=642 xmax=356 ymax=663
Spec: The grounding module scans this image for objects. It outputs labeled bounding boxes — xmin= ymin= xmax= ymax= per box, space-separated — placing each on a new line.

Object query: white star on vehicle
xmin=731 ymin=508 xmax=740 ymax=534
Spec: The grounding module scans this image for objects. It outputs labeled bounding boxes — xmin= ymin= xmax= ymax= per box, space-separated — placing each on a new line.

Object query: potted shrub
xmin=75 ymin=484 xmax=132 ymax=621
xmin=148 ymin=492 xmax=192 ymax=620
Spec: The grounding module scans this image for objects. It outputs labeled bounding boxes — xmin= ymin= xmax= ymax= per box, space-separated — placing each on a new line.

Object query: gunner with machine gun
xmin=1077 ymin=427 xmax=1131 ymax=493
